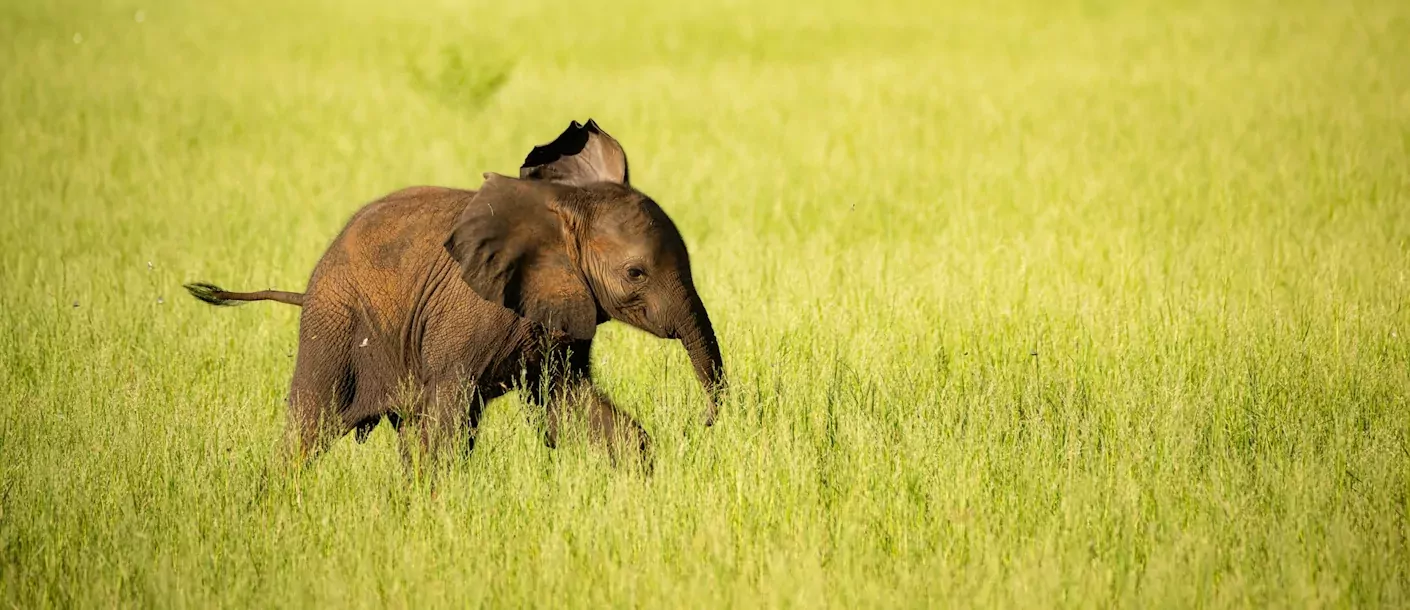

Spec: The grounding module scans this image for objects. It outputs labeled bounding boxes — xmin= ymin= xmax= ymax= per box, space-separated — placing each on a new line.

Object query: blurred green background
xmin=2 ymin=0 xmax=1407 ymax=606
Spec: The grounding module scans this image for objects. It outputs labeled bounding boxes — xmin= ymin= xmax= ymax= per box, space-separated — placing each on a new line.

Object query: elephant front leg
xmin=518 ymin=339 xmax=651 ymax=469
xmin=543 ymin=382 xmax=652 ymax=470
xmin=398 ymin=377 xmax=483 ymax=476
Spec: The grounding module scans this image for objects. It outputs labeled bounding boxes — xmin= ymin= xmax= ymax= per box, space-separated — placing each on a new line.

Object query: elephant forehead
xmin=585 ymin=231 xmax=688 ymax=277
xmin=584 ymin=229 xmax=651 ymax=262
xmin=595 ymin=200 xmax=682 ymax=243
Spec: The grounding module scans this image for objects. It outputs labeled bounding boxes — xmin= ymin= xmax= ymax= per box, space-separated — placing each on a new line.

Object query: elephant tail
xmin=183 ymin=282 xmax=305 ymax=307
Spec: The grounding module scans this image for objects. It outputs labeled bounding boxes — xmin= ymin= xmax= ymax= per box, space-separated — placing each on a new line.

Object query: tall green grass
xmin=2 ymin=0 xmax=1407 ymax=606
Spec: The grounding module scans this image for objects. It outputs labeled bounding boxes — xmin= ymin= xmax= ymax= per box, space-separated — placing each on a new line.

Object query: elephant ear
xmin=445 ymin=173 xmax=598 ymax=340
xmin=520 ymin=119 xmax=629 ymax=186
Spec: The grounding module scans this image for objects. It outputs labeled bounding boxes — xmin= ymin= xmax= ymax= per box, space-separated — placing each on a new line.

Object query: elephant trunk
xmin=678 ymin=296 xmax=725 ymax=426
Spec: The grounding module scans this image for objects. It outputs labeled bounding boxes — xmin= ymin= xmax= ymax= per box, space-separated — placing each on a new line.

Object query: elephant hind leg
xmin=286 ymin=307 xmax=357 ymax=463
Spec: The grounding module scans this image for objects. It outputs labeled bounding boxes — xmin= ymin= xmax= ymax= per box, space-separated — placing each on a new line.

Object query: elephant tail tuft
xmin=184 ymin=282 xmax=240 ymax=306
xmin=183 ymin=282 xmax=305 ymax=307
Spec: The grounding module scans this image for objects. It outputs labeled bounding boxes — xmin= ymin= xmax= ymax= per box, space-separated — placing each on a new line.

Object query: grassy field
xmin=2 ymin=0 xmax=1408 ymax=606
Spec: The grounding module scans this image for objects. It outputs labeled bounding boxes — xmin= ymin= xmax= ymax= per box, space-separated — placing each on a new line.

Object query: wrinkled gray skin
xmin=186 ymin=120 xmax=724 ymax=468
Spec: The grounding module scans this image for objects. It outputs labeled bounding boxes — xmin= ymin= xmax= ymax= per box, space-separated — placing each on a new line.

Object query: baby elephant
xmin=186 ymin=120 xmax=724 ymax=469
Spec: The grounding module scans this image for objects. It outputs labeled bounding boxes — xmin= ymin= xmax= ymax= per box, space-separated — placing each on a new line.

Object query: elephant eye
xmin=626 ymin=266 xmax=646 ymax=281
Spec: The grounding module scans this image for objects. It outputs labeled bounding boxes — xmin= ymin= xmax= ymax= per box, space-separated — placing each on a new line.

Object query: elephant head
xmin=445 ymin=120 xmax=725 ymax=424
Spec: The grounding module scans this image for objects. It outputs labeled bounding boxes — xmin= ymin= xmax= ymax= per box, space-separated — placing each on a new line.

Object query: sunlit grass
xmin=2 ymin=0 xmax=1407 ymax=606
